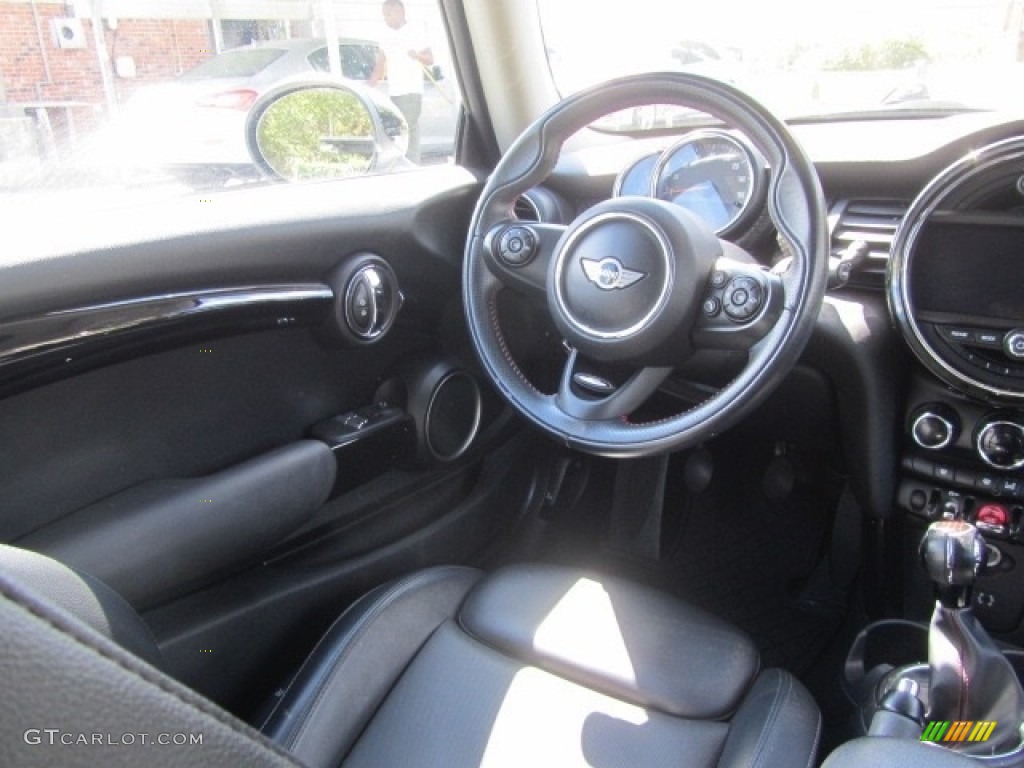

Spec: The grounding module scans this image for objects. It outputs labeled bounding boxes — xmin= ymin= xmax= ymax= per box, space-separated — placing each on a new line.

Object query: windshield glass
xmin=538 ymin=0 xmax=1024 ymax=124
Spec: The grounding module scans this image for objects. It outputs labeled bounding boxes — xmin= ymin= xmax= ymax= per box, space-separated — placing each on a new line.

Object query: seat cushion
xmin=263 ymin=563 xmax=821 ymax=768
xmin=460 ymin=563 xmax=761 ymax=719
xmin=345 ymin=619 xmax=731 ymax=768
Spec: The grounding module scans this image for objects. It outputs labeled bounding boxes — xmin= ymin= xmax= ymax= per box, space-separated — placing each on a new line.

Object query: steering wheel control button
xmin=497 ymin=226 xmax=537 ymax=267
xmin=723 ymin=276 xmax=763 ymax=321
xmin=1004 ymin=330 xmax=1024 ymax=360
xmin=710 ymin=270 xmax=729 ymax=288
xmin=976 ymin=419 xmax=1024 ymax=471
xmin=702 ymin=297 xmax=721 ymax=317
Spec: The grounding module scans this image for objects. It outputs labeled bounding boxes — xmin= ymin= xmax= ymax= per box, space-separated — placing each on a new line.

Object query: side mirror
xmin=245 ymin=79 xmax=410 ymax=182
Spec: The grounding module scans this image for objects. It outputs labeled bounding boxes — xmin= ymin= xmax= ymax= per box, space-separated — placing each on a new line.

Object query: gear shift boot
xmin=921 ymin=521 xmax=1024 ymax=754
xmin=929 ymin=605 xmax=1024 ymax=753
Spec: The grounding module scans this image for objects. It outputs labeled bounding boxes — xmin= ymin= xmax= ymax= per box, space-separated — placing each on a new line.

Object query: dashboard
xmin=526 ymin=111 xmax=1024 ymax=637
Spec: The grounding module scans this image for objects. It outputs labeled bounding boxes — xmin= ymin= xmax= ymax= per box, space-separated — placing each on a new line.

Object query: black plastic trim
xmin=0 ymin=284 xmax=332 ymax=394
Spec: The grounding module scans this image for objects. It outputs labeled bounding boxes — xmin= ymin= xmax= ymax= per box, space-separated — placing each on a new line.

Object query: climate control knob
xmin=910 ymin=404 xmax=959 ymax=450
xmin=975 ymin=416 xmax=1024 ymax=470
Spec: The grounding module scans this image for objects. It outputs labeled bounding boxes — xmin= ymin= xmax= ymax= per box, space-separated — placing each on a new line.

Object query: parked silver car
xmin=117 ymin=37 xmax=458 ymax=186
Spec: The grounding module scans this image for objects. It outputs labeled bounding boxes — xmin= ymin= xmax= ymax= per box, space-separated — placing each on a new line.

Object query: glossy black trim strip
xmin=0 ymin=284 xmax=333 ymax=394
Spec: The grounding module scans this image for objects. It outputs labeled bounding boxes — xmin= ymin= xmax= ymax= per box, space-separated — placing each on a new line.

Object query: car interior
xmin=5 ymin=0 xmax=1024 ymax=766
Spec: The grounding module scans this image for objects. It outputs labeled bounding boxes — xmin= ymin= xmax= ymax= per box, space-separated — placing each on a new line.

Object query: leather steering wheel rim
xmin=464 ymin=72 xmax=828 ymax=458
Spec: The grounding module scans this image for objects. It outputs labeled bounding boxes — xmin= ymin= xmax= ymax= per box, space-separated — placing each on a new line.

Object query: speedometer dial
xmin=652 ymin=130 xmax=762 ymax=236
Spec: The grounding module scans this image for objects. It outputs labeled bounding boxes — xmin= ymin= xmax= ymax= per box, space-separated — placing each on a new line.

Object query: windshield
xmin=538 ymin=0 xmax=1024 ymax=124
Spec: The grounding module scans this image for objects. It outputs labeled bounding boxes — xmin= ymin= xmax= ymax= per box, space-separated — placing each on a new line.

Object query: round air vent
xmin=513 ymin=194 xmax=541 ymax=222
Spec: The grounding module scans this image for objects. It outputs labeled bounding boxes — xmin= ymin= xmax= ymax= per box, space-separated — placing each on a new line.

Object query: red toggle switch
xmin=977 ymin=503 xmax=1009 ymax=529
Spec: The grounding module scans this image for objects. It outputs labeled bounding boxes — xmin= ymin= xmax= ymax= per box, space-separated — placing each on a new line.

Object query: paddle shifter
xmin=920 ymin=520 xmax=1024 ymax=753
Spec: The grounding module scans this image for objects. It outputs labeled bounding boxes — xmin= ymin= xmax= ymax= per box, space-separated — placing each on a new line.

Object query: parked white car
xmin=116 ymin=37 xmax=458 ymax=187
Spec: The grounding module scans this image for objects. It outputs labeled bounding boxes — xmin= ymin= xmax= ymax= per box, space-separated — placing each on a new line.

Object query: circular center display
xmin=553 ymin=212 xmax=672 ymax=339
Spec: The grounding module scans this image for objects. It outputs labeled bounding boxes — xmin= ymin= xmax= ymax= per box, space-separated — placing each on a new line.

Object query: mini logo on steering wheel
xmin=581 ymin=257 xmax=646 ymax=291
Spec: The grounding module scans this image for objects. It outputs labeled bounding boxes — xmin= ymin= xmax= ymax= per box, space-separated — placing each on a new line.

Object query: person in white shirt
xmin=368 ymin=0 xmax=433 ymax=163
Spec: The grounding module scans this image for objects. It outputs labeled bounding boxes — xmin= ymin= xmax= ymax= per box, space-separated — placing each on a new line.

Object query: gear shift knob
xmin=919 ymin=520 xmax=986 ymax=609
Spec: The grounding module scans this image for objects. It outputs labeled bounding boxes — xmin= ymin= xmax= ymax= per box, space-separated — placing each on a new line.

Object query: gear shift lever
xmin=920 ymin=520 xmax=1024 ymax=754
xmin=920 ymin=520 xmax=987 ymax=609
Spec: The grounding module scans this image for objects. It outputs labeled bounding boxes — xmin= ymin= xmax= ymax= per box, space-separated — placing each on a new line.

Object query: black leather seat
xmin=0 ymin=545 xmax=821 ymax=767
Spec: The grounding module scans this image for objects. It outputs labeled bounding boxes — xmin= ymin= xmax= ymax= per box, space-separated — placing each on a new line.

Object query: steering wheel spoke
xmin=555 ymin=349 xmax=672 ymax=421
xmin=482 ymin=221 xmax=566 ymax=302
xmin=691 ymin=257 xmax=784 ymax=352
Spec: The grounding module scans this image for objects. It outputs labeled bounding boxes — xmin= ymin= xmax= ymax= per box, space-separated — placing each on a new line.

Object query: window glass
xmin=0 ymin=0 xmax=461 ymax=214
xmin=538 ymin=0 xmax=1024 ymax=129
xmin=308 ymin=44 xmax=379 ymax=81
xmin=179 ymin=49 xmax=287 ymax=81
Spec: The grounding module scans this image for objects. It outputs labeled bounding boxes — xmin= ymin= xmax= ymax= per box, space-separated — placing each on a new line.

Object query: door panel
xmin=0 ymin=327 xmax=424 ymax=540
xmin=0 ymin=166 xmax=543 ymax=713
xmin=19 ymin=440 xmax=337 ymax=609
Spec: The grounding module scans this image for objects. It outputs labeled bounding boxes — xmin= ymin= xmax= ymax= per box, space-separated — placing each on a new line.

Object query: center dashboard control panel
xmin=935 ymin=324 xmax=1024 ymax=379
xmin=897 ymin=381 xmax=1024 ymax=634
xmin=899 ymin=391 xmax=1024 ymax=542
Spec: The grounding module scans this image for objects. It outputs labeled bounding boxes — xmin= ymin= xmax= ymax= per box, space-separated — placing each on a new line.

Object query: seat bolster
xmin=717 ymin=668 xmax=821 ymax=768
xmin=261 ymin=565 xmax=482 ymax=768
xmin=0 ymin=570 xmax=299 ymax=768
xmin=0 ymin=544 xmax=162 ymax=668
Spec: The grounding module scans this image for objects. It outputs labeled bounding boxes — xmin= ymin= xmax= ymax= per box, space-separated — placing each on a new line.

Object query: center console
xmin=885 ymin=136 xmax=1024 ymax=642
xmin=851 ymin=132 xmax=1024 ymax=765
xmin=898 ymin=377 xmax=1024 ymax=638
xmin=844 ymin=519 xmax=1024 ymax=762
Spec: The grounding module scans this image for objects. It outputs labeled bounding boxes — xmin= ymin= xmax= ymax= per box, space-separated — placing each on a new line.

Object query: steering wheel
xmin=464 ymin=72 xmax=827 ymax=458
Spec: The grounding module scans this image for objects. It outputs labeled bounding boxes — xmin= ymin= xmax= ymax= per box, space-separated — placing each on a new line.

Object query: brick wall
xmin=0 ymin=2 xmax=213 ymax=136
